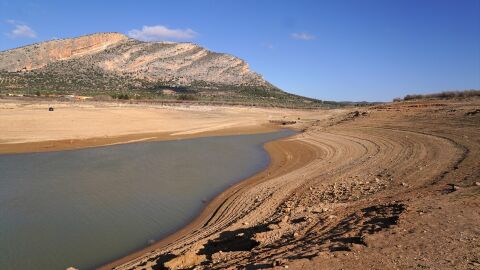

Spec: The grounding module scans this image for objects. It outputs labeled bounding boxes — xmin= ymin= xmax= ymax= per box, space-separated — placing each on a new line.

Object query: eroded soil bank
xmin=105 ymin=99 xmax=480 ymax=270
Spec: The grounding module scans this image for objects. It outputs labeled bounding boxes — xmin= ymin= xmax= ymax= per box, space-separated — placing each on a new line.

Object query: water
xmin=0 ymin=130 xmax=295 ymax=270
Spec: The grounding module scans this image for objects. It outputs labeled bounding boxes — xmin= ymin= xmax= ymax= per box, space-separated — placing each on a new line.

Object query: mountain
xmin=0 ymin=32 xmax=323 ymax=106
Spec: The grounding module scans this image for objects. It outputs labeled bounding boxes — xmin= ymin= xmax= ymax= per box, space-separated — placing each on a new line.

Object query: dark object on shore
xmin=348 ymin=110 xmax=368 ymax=118
xmin=448 ymin=183 xmax=459 ymax=192
xmin=48 ymin=107 xmax=54 ymax=111
xmin=269 ymin=120 xmax=297 ymax=125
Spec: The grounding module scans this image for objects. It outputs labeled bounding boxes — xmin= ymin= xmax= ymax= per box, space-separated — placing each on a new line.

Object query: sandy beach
xmin=0 ymin=100 xmax=333 ymax=154
xmin=1 ymin=98 xmax=479 ymax=270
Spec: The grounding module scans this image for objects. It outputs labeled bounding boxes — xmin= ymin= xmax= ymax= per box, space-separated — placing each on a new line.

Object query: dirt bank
xmin=1 ymin=98 xmax=478 ymax=270
xmin=103 ymin=98 xmax=480 ymax=270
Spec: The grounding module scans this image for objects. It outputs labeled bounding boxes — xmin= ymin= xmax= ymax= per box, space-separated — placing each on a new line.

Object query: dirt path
xmin=106 ymin=99 xmax=480 ymax=270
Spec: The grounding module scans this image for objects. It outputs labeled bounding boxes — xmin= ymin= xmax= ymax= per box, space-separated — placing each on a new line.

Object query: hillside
xmin=0 ymin=33 xmax=322 ymax=106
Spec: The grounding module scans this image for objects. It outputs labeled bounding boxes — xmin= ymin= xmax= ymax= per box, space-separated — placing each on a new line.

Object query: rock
xmin=465 ymin=109 xmax=480 ymax=116
xmin=164 ymin=251 xmax=206 ymax=270
xmin=474 ymin=182 xmax=480 ymax=186
xmin=448 ymin=184 xmax=460 ymax=192
xmin=0 ymin=33 xmax=272 ymax=90
xmin=350 ymin=111 xmax=360 ymax=117
xmin=401 ymin=182 xmax=408 ymax=186
xmin=268 ymin=223 xmax=280 ymax=230
xmin=66 ymin=267 xmax=78 ymax=270
xmin=272 ymin=259 xmax=289 ymax=267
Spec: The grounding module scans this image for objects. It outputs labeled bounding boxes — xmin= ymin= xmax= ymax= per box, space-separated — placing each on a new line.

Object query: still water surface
xmin=0 ymin=130 xmax=295 ymax=270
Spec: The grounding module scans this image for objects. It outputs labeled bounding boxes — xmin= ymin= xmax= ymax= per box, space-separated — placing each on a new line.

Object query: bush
xmin=402 ymin=90 xmax=480 ymax=101
xmin=111 ymin=93 xmax=130 ymax=100
xmin=177 ymin=94 xmax=197 ymax=101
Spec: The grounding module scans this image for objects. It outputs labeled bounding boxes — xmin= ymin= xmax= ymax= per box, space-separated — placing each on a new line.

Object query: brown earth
xmin=1 ymin=98 xmax=478 ymax=270
xmin=102 ymin=98 xmax=480 ymax=270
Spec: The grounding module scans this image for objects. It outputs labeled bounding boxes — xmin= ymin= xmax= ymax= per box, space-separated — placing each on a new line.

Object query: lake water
xmin=0 ymin=130 xmax=295 ymax=270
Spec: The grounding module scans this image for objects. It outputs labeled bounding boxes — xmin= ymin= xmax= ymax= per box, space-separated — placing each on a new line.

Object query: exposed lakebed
xmin=0 ymin=130 xmax=295 ymax=270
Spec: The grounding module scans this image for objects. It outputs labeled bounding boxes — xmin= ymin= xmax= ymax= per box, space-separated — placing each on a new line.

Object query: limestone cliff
xmin=0 ymin=32 xmax=270 ymax=90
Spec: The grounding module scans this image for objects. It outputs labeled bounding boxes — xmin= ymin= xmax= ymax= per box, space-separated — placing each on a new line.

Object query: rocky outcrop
xmin=0 ymin=32 xmax=270 ymax=89
xmin=0 ymin=33 xmax=128 ymax=71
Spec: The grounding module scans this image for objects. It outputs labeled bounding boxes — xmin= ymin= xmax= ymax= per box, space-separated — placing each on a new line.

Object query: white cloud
xmin=262 ymin=43 xmax=274 ymax=49
xmin=6 ymin=20 xmax=37 ymax=38
xmin=128 ymin=25 xmax=197 ymax=41
xmin=291 ymin=32 xmax=315 ymax=41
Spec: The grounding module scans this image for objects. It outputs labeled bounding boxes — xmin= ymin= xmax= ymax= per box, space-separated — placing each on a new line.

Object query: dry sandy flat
xmin=0 ymin=99 xmax=336 ymax=153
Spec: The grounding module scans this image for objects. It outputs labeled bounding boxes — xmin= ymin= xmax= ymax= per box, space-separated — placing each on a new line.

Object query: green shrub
xmin=177 ymin=94 xmax=197 ymax=101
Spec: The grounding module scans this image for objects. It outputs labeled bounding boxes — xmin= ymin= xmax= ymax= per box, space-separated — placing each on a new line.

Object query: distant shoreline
xmin=0 ymin=99 xmax=318 ymax=155
xmin=0 ymin=125 xmax=278 ymax=155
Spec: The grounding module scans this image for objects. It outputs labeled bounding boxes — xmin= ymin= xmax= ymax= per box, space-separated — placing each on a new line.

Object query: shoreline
xmin=98 ymin=129 xmax=313 ymax=270
xmin=0 ymin=124 xmax=280 ymax=154
xmin=2 ymin=99 xmax=478 ymax=269
xmin=0 ymin=119 xmax=309 ymax=269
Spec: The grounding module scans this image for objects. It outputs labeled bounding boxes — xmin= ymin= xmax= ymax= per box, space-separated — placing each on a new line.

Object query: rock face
xmin=0 ymin=32 xmax=270 ymax=90
xmin=0 ymin=33 xmax=128 ymax=71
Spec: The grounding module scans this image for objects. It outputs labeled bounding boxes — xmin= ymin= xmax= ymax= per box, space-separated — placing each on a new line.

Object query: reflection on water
xmin=0 ymin=130 xmax=295 ymax=270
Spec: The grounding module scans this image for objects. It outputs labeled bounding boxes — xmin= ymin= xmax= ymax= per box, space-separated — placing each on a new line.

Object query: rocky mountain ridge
xmin=0 ymin=32 xmax=328 ymax=107
xmin=0 ymin=32 xmax=272 ymax=91
xmin=0 ymin=33 xmax=128 ymax=71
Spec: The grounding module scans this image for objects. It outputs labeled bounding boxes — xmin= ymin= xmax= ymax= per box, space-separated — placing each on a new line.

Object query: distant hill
xmin=0 ymin=32 xmax=328 ymax=107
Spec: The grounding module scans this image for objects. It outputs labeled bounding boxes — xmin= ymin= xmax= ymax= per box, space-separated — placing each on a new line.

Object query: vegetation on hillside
xmin=0 ymin=70 xmax=343 ymax=108
xmin=394 ymin=90 xmax=480 ymax=102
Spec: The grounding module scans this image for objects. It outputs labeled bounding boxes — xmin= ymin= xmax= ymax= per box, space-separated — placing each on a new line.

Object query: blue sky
xmin=1 ymin=0 xmax=479 ymax=101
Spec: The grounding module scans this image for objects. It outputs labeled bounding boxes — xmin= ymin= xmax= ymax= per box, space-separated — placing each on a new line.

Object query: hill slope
xmin=0 ymin=33 xmax=320 ymax=105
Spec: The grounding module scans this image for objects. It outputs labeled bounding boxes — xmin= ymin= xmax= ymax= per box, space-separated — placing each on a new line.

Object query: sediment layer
xmin=104 ymin=99 xmax=480 ymax=270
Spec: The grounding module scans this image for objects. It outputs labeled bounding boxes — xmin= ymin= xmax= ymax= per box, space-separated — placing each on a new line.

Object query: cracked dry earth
xmin=112 ymin=99 xmax=480 ymax=270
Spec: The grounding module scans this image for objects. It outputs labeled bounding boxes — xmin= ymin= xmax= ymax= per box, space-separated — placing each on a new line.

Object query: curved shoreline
xmin=3 ymin=99 xmax=478 ymax=270
xmin=0 ymin=123 xmax=310 ymax=269
xmin=97 ymin=129 xmax=312 ymax=269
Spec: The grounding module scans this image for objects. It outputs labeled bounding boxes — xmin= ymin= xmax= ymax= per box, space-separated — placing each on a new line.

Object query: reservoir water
xmin=0 ymin=130 xmax=295 ymax=270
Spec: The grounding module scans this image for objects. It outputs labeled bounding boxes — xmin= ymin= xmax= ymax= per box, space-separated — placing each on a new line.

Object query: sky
xmin=0 ymin=0 xmax=479 ymax=101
